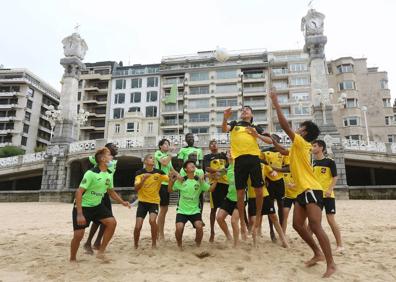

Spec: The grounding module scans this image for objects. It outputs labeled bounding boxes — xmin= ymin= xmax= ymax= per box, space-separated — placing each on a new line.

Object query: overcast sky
xmin=1 ymin=0 xmax=394 ymax=100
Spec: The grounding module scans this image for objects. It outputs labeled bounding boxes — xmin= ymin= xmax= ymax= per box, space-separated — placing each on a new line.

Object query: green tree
xmin=0 ymin=146 xmax=25 ymax=158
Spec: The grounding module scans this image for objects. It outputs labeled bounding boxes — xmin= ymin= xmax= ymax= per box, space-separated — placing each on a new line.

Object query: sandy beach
xmin=0 ymin=200 xmax=395 ymax=281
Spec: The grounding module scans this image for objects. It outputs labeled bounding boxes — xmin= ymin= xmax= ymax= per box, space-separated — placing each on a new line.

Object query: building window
xmin=189 ymin=113 xmax=209 ymax=123
xmin=244 ymin=82 xmax=266 ymax=93
xmin=115 ymin=79 xmax=126 ymax=90
xmin=148 ymin=122 xmax=153 ymax=133
xmin=339 ymin=81 xmax=355 ymax=90
xmin=130 ymin=92 xmax=141 ymax=103
xmin=346 ymin=135 xmax=362 ymax=141
xmin=190 ymin=71 xmax=209 ymax=81
xmin=216 ymin=98 xmax=237 ymax=107
xmin=346 ymin=98 xmax=358 ymax=108
xmin=272 ymin=81 xmax=288 ymax=89
xmin=380 ymin=79 xmax=388 ymax=89
xmin=388 ymin=135 xmax=396 ymax=143
xmin=78 ymin=92 xmax=81 ymax=101
xmin=128 ymin=107 xmax=140 ymax=112
xmin=291 ymin=92 xmax=309 ymax=101
xmin=244 ymin=71 xmax=264 ymax=79
xmin=147 ymin=77 xmax=158 ymax=87
xmin=131 ymin=78 xmax=142 ymax=88
xmin=190 ymin=86 xmax=209 ymax=95
xmin=21 ymin=136 xmax=27 ymax=146
xmin=289 ymin=63 xmax=308 ymax=72
xmin=216 ymin=84 xmax=238 ymax=93
xmin=115 ymin=124 xmax=120 ymax=133
xmin=127 ymin=122 xmax=139 ymax=133
xmin=385 ymin=116 xmax=394 ymax=125
xmin=25 ymin=112 xmax=31 ymax=121
xmin=336 ymin=64 xmax=354 ymax=73
xmin=383 ymin=98 xmax=391 ymax=107
xmin=146 ymin=106 xmax=157 ymax=117
xmin=27 ymin=87 xmax=34 ymax=98
xmin=216 ymin=112 xmax=238 ymax=121
xmin=26 ymin=99 xmax=33 ymax=109
xmin=343 ymin=116 xmax=360 ymax=126
xmin=190 ymin=127 xmax=209 ymax=134
xmin=290 ymin=77 xmax=309 ymax=86
xmin=146 ymin=91 xmax=158 ymax=102
xmin=188 ymin=99 xmax=209 ymax=108
xmin=113 ymin=108 xmax=124 ymax=119
xmin=217 ymin=70 xmax=237 ymax=79
xmin=114 ymin=93 xmax=125 ymax=104
xmin=23 ymin=124 xmax=29 ymax=134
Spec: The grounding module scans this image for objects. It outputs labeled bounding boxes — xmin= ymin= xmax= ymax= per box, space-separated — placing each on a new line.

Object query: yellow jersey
xmin=289 ymin=134 xmax=322 ymax=195
xmin=134 ymin=168 xmax=169 ymax=204
xmin=229 ymin=120 xmax=263 ymax=159
xmin=313 ymin=157 xmax=337 ymax=198
xmin=262 ymin=151 xmax=284 ymax=181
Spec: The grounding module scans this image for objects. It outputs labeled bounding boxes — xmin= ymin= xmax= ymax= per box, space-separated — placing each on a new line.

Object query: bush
xmin=0 ymin=146 xmax=25 ymax=158
xmin=34 ymin=146 xmax=47 ymax=153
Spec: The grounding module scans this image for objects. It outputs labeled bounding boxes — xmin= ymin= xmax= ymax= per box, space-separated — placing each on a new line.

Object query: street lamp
xmin=75 ymin=108 xmax=90 ymax=140
xmin=45 ymin=105 xmax=63 ymax=140
xmin=361 ymin=106 xmax=369 ymax=143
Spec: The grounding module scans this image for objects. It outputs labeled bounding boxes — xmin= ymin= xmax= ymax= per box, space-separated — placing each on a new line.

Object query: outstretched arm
xmin=269 ymin=89 xmax=295 ymax=141
xmin=272 ymin=138 xmax=290 ymax=156
xmin=222 ymin=108 xmax=232 ymax=132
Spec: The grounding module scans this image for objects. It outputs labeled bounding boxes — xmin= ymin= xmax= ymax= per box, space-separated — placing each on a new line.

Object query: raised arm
xmin=222 ymin=108 xmax=232 ymax=132
xmin=272 ymin=137 xmax=290 ymax=156
xmin=269 ymin=89 xmax=295 ymax=141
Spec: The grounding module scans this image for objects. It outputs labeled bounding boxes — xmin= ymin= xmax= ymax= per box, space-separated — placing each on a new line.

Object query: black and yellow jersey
xmin=313 ymin=158 xmax=337 ymax=198
xmin=134 ymin=168 xmax=169 ymax=204
xmin=229 ymin=120 xmax=263 ymax=159
xmin=262 ymin=151 xmax=284 ymax=181
xmin=203 ymin=152 xmax=228 ymax=184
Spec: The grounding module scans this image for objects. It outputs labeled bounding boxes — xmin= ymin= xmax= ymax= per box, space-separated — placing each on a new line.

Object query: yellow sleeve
xmin=134 ymin=174 xmax=142 ymax=186
xmin=160 ymin=174 xmax=169 ymax=183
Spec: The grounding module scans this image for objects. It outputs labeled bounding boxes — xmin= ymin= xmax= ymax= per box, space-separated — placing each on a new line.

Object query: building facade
xmin=78 ymin=61 xmax=117 ymax=140
xmin=327 ymin=57 xmax=396 ymax=142
xmin=107 ymin=64 xmax=160 ymax=139
xmin=0 ymin=68 xmax=60 ymax=153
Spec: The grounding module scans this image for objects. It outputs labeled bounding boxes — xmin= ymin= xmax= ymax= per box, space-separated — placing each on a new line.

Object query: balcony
xmin=0 ymin=129 xmax=17 ymax=135
xmin=272 ymin=69 xmax=288 ymax=78
xmin=0 ymin=91 xmax=23 ymax=97
xmin=0 ymin=116 xmax=17 ymax=122
xmin=84 ymin=86 xmax=99 ymax=92
xmin=162 ymin=78 xmax=184 ymax=87
xmin=38 ymin=126 xmax=52 ymax=134
xmin=0 ymin=104 xmax=19 ymax=109
xmin=243 ymin=73 xmax=265 ymax=83
xmin=82 ymin=98 xmax=107 ymax=105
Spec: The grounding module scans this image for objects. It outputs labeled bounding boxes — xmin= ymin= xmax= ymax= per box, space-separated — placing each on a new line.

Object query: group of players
xmin=70 ymin=90 xmax=342 ymax=277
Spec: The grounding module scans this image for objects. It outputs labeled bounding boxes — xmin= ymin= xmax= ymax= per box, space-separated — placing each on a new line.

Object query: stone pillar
xmin=40 ymin=32 xmax=88 ymax=201
xmin=302 ymin=9 xmax=348 ymax=198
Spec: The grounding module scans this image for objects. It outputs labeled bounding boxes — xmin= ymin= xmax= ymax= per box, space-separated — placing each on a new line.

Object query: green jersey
xmin=226 ymin=164 xmax=237 ymax=202
xmin=172 ymin=178 xmax=210 ymax=215
xmin=177 ymin=146 xmax=203 ymax=166
xmin=154 ymin=150 xmax=173 ymax=185
xmin=89 ymin=155 xmax=117 ymax=174
xmin=79 ymin=167 xmax=114 ymax=207
xmin=179 ymin=168 xmax=205 ymax=178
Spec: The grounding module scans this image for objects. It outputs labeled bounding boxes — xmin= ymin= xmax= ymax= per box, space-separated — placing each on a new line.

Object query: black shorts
xmin=261 ymin=196 xmax=276 ymax=215
xmin=283 ymin=197 xmax=295 ymax=209
xmin=296 ymin=190 xmax=323 ymax=209
xmin=323 ymin=198 xmax=336 ymax=214
xmin=72 ymin=203 xmax=113 ymax=231
xmin=136 ymin=201 xmax=159 ymax=219
xmin=234 ymin=155 xmax=264 ymax=190
xmin=102 ymin=193 xmax=112 ymax=211
xmin=267 ymin=178 xmax=285 ymax=201
xmin=176 ymin=213 xmax=202 ymax=226
xmin=210 ymin=183 xmax=228 ymax=209
xmin=220 ymin=197 xmax=237 ymax=215
xmin=159 ymin=184 xmax=170 ymax=206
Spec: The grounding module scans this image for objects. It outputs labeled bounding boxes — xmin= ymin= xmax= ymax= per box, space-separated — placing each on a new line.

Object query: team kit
xmin=70 ymin=91 xmax=341 ymax=278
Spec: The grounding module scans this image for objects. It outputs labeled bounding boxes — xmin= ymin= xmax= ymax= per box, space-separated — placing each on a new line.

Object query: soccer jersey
xmin=262 ymin=151 xmax=284 ymax=181
xmin=171 ymin=178 xmax=210 ymax=215
xmin=313 ymin=157 xmax=337 ymax=198
xmin=179 ymin=168 xmax=205 ymax=178
xmin=226 ymin=163 xmax=236 ymax=201
xmin=79 ymin=167 xmax=114 ymax=207
xmin=229 ymin=120 xmax=263 ymax=159
xmin=203 ymin=152 xmax=228 ymax=184
xmin=289 ymin=134 xmax=322 ymax=195
xmin=177 ymin=146 xmax=203 ymax=166
xmin=282 ymin=155 xmax=298 ymax=199
xmin=134 ymin=168 xmax=169 ymax=204
xmin=154 ymin=150 xmax=173 ymax=185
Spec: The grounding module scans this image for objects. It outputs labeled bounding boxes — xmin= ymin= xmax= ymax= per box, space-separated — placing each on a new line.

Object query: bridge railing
xmin=342 ymin=139 xmax=396 ymax=154
xmin=0 ymin=151 xmax=46 ymax=169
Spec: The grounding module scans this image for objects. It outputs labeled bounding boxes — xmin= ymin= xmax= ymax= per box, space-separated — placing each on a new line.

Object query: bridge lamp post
xmin=75 ymin=108 xmax=90 ymax=140
xmin=45 ymin=105 xmax=63 ymax=140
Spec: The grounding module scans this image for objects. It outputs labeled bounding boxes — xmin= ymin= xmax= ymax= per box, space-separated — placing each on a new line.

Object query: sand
xmin=0 ymin=200 xmax=396 ymax=281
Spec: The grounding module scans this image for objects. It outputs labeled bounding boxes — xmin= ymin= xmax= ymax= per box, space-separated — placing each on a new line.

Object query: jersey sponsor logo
xmin=105 ymin=179 xmax=110 ymax=185
xmin=154 ymin=176 xmax=159 ymax=181
xmin=90 ymin=191 xmax=103 ymax=197
xmin=321 ymin=168 xmax=327 ymax=174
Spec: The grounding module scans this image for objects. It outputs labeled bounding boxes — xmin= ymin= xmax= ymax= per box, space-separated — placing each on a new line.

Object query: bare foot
xmin=305 ymin=254 xmax=325 ymax=267
xmin=281 ymin=240 xmax=290 ymax=248
xmin=83 ymin=244 xmax=94 ymax=255
xmin=96 ymin=252 xmax=111 ymax=263
xmin=322 ymin=263 xmax=336 ymax=278
xmin=335 ymin=246 xmax=345 ymax=254
xmin=209 ymin=233 xmax=215 ymax=243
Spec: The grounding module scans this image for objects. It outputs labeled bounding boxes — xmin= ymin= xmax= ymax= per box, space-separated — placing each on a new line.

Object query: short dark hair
xmin=105 ymin=143 xmax=117 ymax=157
xmin=243 ymin=105 xmax=254 ymax=123
xmin=95 ymin=147 xmax=110 ymax=164
xmin=300 ymin=121 xmax=320 ymax=142
xmin=158 ymin=138 xmax=170 ymax=149
xmin=313 ymin=139 xmax=327 ymax=152
xmin=183 ymin=160 xmax=196 ymax=170
xmin=209 ymin=139 xmax=217 ymax=146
